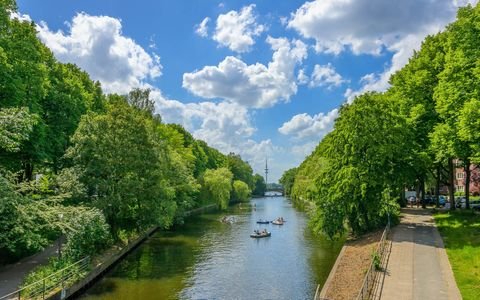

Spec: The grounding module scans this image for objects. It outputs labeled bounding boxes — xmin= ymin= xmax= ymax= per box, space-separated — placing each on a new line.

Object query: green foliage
xmin=372 ymin=251 xmax=381 ymax=271
xmin=292 ymin=4 xmax=480 ymax=238
xmin=203 ymin=168 xmax=233 ymax=209
xmin=21 ymin=257 xmax=88 ymax=297
xmin=67 ymin=96 xmax=176 ymax=233
xmin=0 ymin=107 xmax=38 ymax=152
xmin=0 ymin=176 xmax=55 ymax=258
xmin=279 ymin=167 xmax=297 ymax=197
xmin=459 ymin=99 xmax=480 ymax=163
xmin=252 ymin=174 xmax=266 ymax=196
xmin=233 ymin=180 xmax=251 ymax=202
xmin=301 ymin=93 xmax=410 ymax=238
xmin=226 ymin=153 xmax=254 ymax=189
xmin=63 ymin=208 xmax=112 ymax=260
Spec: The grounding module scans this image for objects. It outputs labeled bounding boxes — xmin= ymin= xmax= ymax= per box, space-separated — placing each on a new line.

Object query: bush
xmin=63 ymin=208 xmax=112 ymax=260
xmin=233 ymin=180 xmax=251 ymax=202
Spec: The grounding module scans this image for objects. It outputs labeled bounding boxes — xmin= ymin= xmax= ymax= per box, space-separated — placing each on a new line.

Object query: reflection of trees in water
xmin=305 ymin=229 xmax=344 ymax=286
xmin=108 ymin=214 xmax=224 ymax=281
xmin=111 ymin=240 xmax=197 ymax=280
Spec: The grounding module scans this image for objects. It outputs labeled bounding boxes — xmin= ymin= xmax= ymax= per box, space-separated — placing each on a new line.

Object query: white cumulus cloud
xmin=278 ymin=109 xmax=338 ymax=140
xmin=309 ymin=63 xmax=346 ymax=89
xmin=195 ymin=17 xmax=210 ymax=37
xmin=287 ymin=0 xmax=479 ymax=101
xmin=183 ymin=36 xmax=307 ymax=108
xmin=213 ymin=4 xmax=265 ymax=53
xmin=287 ymin=0 xmax=467 ymax=55
xmin=151 ymin=89 xmax=279 ymax=179
xmin=37 ymin=13 xmax=162 ymax=94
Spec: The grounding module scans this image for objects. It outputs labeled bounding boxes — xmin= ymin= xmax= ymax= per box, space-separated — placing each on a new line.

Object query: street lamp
xmin=58 ymin=213 xmax=63 ymax=260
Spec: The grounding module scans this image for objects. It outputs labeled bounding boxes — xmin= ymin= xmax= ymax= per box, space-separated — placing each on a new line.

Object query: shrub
xmin=63 ymin=208 xmax=112 ymax=260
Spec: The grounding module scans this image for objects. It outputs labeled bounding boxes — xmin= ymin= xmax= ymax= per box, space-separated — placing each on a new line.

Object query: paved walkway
xmin=0 ymin=241 xmax=59 ymax=298
xmin=378 ymin=208 xmax=461 ymax=300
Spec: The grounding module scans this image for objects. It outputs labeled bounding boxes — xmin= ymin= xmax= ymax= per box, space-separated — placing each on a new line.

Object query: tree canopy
xmin=284 ymin=3 xmax=480 ymax=238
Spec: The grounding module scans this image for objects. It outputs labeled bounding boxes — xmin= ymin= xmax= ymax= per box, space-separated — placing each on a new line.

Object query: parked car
xmin=425 ymin=195 xmax=433 ymax=205
xmin=470 ymin=200 xmax=480 ymax=211
xmin=439 ymin=196 xmax=446 ymax=206
xmin=456 ymin=197 xmax=466 ymax=208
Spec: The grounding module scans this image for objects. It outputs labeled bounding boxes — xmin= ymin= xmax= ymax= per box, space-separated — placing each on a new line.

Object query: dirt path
xmin=378 ymin=208 xmax=461 ymax=300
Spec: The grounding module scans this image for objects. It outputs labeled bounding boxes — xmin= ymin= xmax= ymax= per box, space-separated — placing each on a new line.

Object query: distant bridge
xmin=264 ymin=187 xmax=284 ymax=197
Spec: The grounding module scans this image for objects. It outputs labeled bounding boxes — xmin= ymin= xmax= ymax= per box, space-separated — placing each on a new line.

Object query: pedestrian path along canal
xmin=80 ymin=196 xmax=343 ymax=299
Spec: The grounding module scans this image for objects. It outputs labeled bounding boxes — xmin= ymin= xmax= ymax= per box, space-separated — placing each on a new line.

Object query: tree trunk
xmin=421 ymin=177 xmax=426 ymax=209
xmin=465 ymin=158 xmax=471 ymax=209
xmin=415 ymin=180 xmax=420 ymax=208
xmin=436 ymin=164 xmax=441 ymax=208
xmin=23 ymin=160 xmax=34 ymax=181
xmin=448 ymin=158 xmax=456 ymax=211
xmin=400 ymin=188 xmax=406 ymax=207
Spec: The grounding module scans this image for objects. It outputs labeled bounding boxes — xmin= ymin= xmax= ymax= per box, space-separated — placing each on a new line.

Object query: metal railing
xmin=357 ymin=221 xmax=390 ymax=300
xmin=0 ymin=257 xmax=90 ymax=300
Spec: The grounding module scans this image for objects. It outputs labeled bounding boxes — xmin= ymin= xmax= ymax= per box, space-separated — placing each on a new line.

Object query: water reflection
xmin=81 ymin=197 xmax=343 ymax=300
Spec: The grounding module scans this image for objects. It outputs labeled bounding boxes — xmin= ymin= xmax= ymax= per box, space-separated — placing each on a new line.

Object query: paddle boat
xmin=271 ymin=217 xmax=285 ymax=225
xmin=250 ymin=229 xmax=271 ymax=238
xmin=256 ymin=219 xmax=270 ymax=224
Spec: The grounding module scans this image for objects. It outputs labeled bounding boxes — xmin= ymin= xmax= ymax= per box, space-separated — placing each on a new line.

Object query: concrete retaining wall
xmin=317 ymin=245 xmax=348 ymax=299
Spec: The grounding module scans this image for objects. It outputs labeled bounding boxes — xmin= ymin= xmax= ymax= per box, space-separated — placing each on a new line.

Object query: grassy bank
xmin=434 ymin=211 xmax=480 ymax=299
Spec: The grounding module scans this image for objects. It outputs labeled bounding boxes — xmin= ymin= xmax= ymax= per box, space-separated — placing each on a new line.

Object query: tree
xmin=126 ymin=88 xmax=155 ymax=115
xmin=42 ymin=63 xmax=103 ymax=172
xmin=432 ymin=5 xmax=480 ymax=209
xmin=279 ymin=168 xmax=297 ymax=196
xmin=226 ymin=153 xmax=254 ymax=189
xmin=310 ymin=93 xmax=409 ymax=237
xmin=459 ymin=99 xmax=480 ymax=163
xmin=233 ymin=180 xmax=251 ymax=202
xmin=0 ymin=14 xmax=52 ymax=180
xmin=203 ymin=168 xmax=233 ymax=209
xmin=67 ymin=96 xmax=175 ymax=235
xmin=252 ymin=174 xmax=266 ymax=196
xmin=389 ymin=32 xmax=447 ymax=208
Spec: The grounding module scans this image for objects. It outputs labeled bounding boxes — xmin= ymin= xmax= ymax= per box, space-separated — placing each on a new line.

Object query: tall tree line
xmin=0 ymin=0 xmax=265 ymax=262
xmin=282 ymin=3 xmax=480 ymax=238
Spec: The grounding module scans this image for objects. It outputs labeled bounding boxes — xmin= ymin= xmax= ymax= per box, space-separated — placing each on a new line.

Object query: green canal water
xmin=80 ymin=196 xmax=343 ymax=299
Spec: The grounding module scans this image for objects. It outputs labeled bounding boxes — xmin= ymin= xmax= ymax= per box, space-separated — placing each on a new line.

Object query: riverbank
xmin=319 ymin=230 xmax=383 ymax=299
xmin=0 ymin=203 xmax=220 ymax=300
xmin=68 ymin=203 xmax=220 ymax=298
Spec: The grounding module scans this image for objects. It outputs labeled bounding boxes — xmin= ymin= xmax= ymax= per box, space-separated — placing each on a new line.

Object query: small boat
xmin=272 ymin=217 xmax=285 ymax=225
xmin=256 ymin=220 xmax=270 ymax=224
xmin=250 ymin=231 xmax=271 ymax=238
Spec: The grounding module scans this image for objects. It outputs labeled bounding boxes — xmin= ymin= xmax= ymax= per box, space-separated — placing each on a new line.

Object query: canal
xmin=80 ymin=196 xmax=343 ymax=299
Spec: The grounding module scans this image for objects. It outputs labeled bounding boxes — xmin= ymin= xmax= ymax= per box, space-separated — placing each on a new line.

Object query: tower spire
xmin=264 ymin=157 xmax=269 ymax=188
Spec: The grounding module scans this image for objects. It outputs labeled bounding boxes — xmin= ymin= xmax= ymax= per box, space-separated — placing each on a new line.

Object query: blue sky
xmin=16 ymin=0 xmax=477 ymax=182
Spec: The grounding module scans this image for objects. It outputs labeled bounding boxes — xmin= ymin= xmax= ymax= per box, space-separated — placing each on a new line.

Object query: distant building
xmin=453 ymin=159 xmax=480 ymax=196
